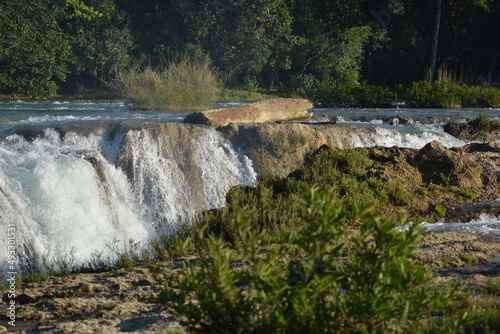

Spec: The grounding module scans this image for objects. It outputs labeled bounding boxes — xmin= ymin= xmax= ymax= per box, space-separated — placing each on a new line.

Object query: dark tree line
xmin=0 ymin=0 xmax=498 ymax=97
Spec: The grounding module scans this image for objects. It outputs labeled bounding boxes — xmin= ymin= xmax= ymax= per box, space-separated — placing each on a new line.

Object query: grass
xmin=112 ymin=60 xmax=219 ymax=111
xmin=22 ymin=272 xmax=50 ymax=284
xmin=434 ymin=204 xmax=447 ymax=218
xmin=466 ymin=295 xmax=500 ymax=333
xmin=401 ymin=81 xmax=500 ymax=108
xmin=474 ymin=111 xmax=500 ymax=132
xmin=460 ymin=254 xmax=479 ymax=265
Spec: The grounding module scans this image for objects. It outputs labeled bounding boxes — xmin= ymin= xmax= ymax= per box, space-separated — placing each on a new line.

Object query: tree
xmin=0 ymin=0 xmax=104 ymax=96
xmin=289 ymin=0 xmax=368 ymax=81
xmin=62 ymin=0 xmax=133 ymax=85
xmin=205 ymin=0 xmax=295 ymax=88
xmin=429 ymin=0 xmax=442 ymax=81
xmin=0 ymin=0 xmax=71 ymax=96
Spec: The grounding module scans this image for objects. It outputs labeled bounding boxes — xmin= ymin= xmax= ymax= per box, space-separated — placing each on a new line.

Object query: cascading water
xmin=1 ymin=100 xmax=498 ymax=276
xmin=345 ymin=124 xmax=468 ymax=149
xmin=0 ymin=122 xmax=256 ymax=274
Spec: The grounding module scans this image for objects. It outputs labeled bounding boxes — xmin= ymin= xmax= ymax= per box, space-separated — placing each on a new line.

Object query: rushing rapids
xmin=0 ymin=120 xmax=256 ymax=274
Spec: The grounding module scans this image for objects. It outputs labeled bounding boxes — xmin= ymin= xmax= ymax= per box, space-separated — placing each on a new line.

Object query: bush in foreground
xmin=160 ymin=185 xmax=468 ymax=334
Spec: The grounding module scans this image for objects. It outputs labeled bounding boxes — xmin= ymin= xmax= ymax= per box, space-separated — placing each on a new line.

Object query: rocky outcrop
xmin=412 ymin=141 xmax=491 ymax=188
xmin=184 ymin=98 xmax=312 ymax=128
xmin=221 ymin=125 xmax=499 ymax=217
xmin=370 ymin=141 xmax=500 ymax=196
xmin=444 ymin=121 xmax=500 ymax=142
xmin=218 ymin=123 xmax=379 ymax=177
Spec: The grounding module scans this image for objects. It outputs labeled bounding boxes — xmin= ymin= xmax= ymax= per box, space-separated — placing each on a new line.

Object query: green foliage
xmin=287 ymin=146 xmax=415 ymax=213
xmin=2 ymin=0 xmax=500 ymax=96
xmin=203 ymin=0 xmax=295 ymax=87
xmin=163 ymin=60 xmax=220 ymax=111
xmin=0 ymin=0 xmax=71 ymax=96
xmin=315 ymin=79 xmax=395 ymax=107
xmin=460 ymin=187 xmax=475 ymax=200
xmin=65 ymin=0 xmax=133 ymax=81
xmin=466 ymin=296 xmax=500 ymax=334
xmin=401 ymin=81 xmax=500 ymax=108
xmin=161 ymin=186 xmax=469 ymax=333
xmin=22 ymin=272 xmax=50 ymax=284
xmin=485 ymin=277 xmax=500 ymax=296
xmin=0 ymin=0 xmax=113 ymax=96
xmin=284 ymin=73 xmax=319 ymax=99
xmin=113 ymin=60 xmax=219 ymax=111
xmin=459 ymin=254 xmax=478 ymax=265
xmin=434 ymin=205 xmax=447 ymax=218
xmin=477 ymin=111 xmax=493 ymax=132
xmin=474 ymin=111 xmax=500 ymax=132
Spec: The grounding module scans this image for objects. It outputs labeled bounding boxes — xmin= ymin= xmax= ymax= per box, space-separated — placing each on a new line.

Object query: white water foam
xmin=0 ymin=130 xmax=152 ymax=273
xmin=0 ymin=125 xmax=256 ymax=274
xmin=397 ymin=212 xmax=500 ymax=239
xmin=347 ymin=125 xmax=467 ymax=149
xmin=420 ymin=214 xmax=500 ymax=239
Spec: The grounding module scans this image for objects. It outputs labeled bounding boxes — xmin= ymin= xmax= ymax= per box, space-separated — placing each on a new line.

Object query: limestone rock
xmin=444 ymin=121 xmax=500 ymax=142
xmin=415 ymin=140 xmax=486 ymax=188
xmin=184 ymin=98 xmax=313 ymax=128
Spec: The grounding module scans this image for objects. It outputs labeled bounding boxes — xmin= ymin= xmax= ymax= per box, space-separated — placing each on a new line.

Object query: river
xmin=0 ymin=100 xmax=498 ymax=274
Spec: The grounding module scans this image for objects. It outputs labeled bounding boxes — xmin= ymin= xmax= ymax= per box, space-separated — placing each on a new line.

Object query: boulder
xmin=184 ymin=98 xmax=313 ymax=128
xmin=414 ymin=140 xmax=486 ymax=188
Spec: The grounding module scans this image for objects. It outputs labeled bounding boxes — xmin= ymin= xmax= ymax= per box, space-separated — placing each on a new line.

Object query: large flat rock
xmin=184 ymin=98 xmax=313 ymax=128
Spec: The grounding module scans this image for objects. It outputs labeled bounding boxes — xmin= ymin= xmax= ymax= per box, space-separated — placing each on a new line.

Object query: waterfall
xmin=338 ymin=125 xmax=467 ymax=149
xmin=0 ymin=124 xmax=256 ymax=274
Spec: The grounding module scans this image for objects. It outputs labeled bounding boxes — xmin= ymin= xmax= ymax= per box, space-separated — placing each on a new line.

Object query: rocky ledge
xmin=184 ymin=98 xmax=312 ymax=128
xmin=444 ymin=119 xmax=500 ymax=142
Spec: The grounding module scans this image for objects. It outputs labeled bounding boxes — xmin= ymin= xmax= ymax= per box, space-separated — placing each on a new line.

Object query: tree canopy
xmin=0 ymin=0 xmax=498 ymax=97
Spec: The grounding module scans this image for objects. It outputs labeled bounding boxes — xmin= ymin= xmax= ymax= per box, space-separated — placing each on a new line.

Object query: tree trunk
xmin=429 ymin=0 xmax=442 ymax=81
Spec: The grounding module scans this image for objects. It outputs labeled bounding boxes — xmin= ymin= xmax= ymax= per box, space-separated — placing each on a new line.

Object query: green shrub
xmin=460 ymin=254 xmax=478 ymax=265
xmin=113 ymin=60 xmax=219 ymax=111
xmin=477 ymin=111 xmax=492 ymax=132
xmin=315 ymin=79 xmax=394 ymax=107
xmin=434 ymin=205 xmax=447 ymax=218
xmin=460 ymin=187 xmax=475 ymax=200
xmin=163 ymin=60 xmax=220 ymax=111
xmin=473 ymin=110 xmax=500 ymax=132
xmin=402 ymin=81 xmax=500 ymax=108
xmin=284 ymin=73 xmax=319 ymax=99
xmin=22 ymin=272 xmax=50 ymax=284
xmin=161 ymin=185 xmax=468 ymax=333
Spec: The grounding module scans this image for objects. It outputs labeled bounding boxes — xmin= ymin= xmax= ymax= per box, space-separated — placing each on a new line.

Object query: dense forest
xmin=0 ymin=0 xmax=499 ymax=105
